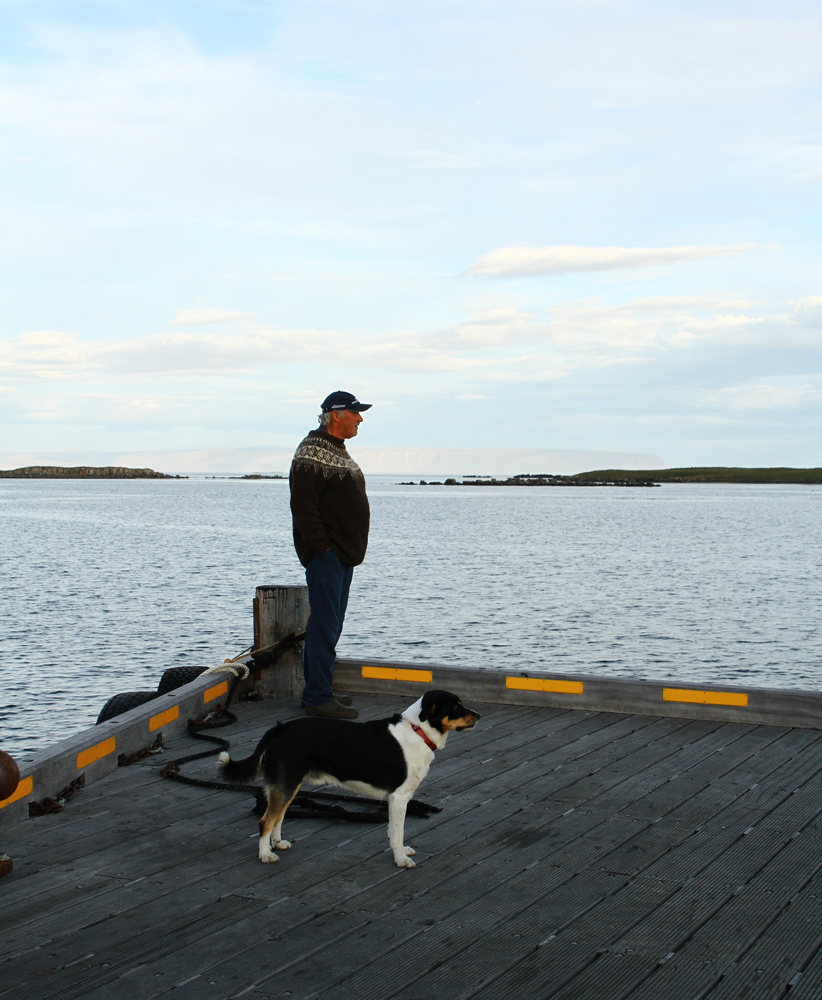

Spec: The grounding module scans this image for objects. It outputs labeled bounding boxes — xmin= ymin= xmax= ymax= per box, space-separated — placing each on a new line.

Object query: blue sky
xmin=1 ymin=0 xmax=821 ymax=470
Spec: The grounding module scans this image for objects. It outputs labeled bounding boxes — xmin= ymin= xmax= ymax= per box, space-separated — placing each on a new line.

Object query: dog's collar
xmin=410 ymin=723 xmax=438 ymax=752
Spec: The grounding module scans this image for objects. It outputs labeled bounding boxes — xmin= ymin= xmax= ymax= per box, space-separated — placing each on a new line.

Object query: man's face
xmin=328 ymin=409 xmax=363 ymax=439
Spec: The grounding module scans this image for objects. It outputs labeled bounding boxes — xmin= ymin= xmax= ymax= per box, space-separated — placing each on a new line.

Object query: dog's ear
xmin=419 ymin=690 xmax=439 ymax=723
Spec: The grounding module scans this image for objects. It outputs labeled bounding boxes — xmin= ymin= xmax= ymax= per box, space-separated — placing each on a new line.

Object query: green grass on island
xmin=404 ymin=467 xmax=822 ymax=486
xmin=0 ymin=465 xmax=186 ymax=479
xmin=572 ymin=467 xmax=822 ymax=485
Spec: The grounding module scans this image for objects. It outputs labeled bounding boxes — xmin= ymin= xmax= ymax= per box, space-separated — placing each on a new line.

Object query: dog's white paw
xmin=259 ymin=850 xmax=279 ymax=863
xmin=395 ymin=854 xmax=416 ymax=868
xmin=404 ymin=846 xmax=416 ymax=857
xmin=273 ymin=839 xmax=292 ymax=850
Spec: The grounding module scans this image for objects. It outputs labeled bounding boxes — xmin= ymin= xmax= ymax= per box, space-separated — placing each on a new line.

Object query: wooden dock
xmin=5 ymin=693 xmax=822 ymax=1000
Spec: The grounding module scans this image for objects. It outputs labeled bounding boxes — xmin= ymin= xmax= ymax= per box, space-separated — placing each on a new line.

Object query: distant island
xmin=573 ymin=466 xmax=822 ymax=484
xmin=0 ymin=465 xmax=186 ymax=479
xmin=402 ymin=467 xmax=822 ymax=487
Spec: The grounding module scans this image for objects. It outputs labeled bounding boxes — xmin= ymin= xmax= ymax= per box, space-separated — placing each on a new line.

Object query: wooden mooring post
xmin=253 ymin=585 xmax=309 ymax=699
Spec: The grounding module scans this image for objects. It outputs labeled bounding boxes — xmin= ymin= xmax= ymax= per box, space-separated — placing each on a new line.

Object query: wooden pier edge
xmin=0 ymin=666 xmax=255 ymax=835
xmin=4 ymin=653 xmax=820 ymax=836
xmin=334 ymin=657 xmax=822 ymax=731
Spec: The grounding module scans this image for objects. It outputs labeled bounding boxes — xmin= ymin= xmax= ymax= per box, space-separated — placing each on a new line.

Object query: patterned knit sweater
xmin=289 ymin=427 xmax=370 ymax=568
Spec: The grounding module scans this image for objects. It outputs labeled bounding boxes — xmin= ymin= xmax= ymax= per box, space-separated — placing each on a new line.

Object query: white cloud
xmin=172 ymin=308 xmax=255 ymax=326
xmin=466 ymin=244 xmax=762 ymax=277
xmin=0 ymin=295 xmax=785 ymax=386
xmin=701 ymin=382 xmax=821 ymax=411
xmin=793 ymin=168 xmax=822 ymax=183
xmin=792 ymin=296 xmax=822 ymax=328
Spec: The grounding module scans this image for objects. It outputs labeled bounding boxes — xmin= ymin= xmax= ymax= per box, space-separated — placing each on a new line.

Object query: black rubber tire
xmin=156 ymin=665 xmax=208 ymax=696
xmin=96 ymin=691 xmax=159 ymax=724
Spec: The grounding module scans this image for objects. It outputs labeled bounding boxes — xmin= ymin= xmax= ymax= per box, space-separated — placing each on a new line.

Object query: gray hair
xmin=318 ymin=411 xmax=333 ymax=426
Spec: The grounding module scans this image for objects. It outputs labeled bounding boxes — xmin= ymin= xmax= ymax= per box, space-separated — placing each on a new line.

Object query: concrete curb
xmin=0 ymin=667 xmax=250 ymax=834
xmin=334 ymin=658 xmax=822 ymax=730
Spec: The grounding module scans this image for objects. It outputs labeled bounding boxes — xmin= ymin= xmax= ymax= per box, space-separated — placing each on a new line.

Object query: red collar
xmin=411 ymin=723 xmax=438 ymax=752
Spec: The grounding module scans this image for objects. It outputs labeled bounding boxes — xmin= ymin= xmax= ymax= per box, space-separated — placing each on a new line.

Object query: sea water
xmin=1 ymin=477 xmax=820 ymax=754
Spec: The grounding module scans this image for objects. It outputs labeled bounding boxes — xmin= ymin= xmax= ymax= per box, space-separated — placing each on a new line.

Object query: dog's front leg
xmin=388 ymin=792 xmax=416 ymax=868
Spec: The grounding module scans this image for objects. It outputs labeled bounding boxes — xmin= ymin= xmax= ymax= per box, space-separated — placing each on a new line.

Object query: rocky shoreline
xmin=400 ymin=466 xmax=822 ymax=487
xmin=402 ymin=475 xmax=659 ymax=487
xmin=0 ymin=466 xmax=185 ymax=479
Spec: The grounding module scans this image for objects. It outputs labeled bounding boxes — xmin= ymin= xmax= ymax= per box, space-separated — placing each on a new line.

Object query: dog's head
xmin=419 ymin=690 xmax=481 ymax=734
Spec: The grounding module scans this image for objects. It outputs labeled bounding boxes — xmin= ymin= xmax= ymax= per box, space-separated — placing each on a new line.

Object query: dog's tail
xmin=218 ymin=724 xmax=281 ymax=784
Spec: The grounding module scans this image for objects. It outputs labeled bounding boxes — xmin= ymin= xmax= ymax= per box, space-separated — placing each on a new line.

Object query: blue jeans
xmin=303 ymin=549 xmax=354 ymax=706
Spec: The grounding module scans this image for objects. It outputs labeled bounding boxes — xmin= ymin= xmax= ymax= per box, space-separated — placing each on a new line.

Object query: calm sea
xmin=2 ymin=477 xmax=820 ymax=755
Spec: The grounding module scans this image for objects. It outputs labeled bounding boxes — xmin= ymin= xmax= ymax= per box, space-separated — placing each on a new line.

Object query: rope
xmin=218 ymin=631 xmax=307 ymax=666
xmin=160 ymin=644 xmax=441 ymax=823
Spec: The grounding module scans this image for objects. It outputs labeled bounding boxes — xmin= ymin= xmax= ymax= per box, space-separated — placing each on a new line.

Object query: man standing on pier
xmin=290 ymin=390 xmax=372 ymax=719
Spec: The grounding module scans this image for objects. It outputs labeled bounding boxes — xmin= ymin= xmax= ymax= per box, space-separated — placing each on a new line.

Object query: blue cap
xmin=320 ymin=390 xmax=372 ymax=412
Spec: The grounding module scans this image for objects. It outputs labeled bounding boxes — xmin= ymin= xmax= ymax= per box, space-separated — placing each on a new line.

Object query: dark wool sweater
xmin=289 ymin=427 xmax=370 ymax=568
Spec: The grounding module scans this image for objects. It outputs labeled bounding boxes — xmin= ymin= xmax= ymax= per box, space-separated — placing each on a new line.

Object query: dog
xmin=219 ymin=689 xmax=480 ymax=868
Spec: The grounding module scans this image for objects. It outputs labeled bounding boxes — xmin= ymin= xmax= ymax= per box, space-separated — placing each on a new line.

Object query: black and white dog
xmin=219 ymin=690 xmax=480 ymax=868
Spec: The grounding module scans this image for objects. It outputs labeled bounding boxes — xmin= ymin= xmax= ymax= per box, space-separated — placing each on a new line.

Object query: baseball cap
xmin=320 ymin=390 xmax=373 ymax=412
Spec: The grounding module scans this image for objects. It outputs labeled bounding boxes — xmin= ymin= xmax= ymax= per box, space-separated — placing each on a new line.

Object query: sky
xmin=1 ymin=0 xmax=821 ymax=472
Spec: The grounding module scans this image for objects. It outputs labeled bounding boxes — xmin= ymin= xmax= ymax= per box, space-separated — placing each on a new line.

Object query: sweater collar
xmin=308 ymin=427 xmax=346 ymax=450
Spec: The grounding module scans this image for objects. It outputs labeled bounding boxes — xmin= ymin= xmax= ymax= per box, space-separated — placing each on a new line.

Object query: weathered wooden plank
xmin=459 ymin=878 xmax=677 ymax=1000
xmin=618 ymin=821 xmax=822 ymax=1000
xmin=3 ymin=708 xmax=660 ymax=996
xmin=383 ymin=787 xmax=821 ymax=1000
xmin=0 ymin=700 xmax=578 ymax=891
xmin=294 ymin=730 xmax=822 ymax=1000
xmin=782 ymin=937 xmax=822 ymax=1000
xmin=130 ymin=720 xmax=772 ymax=986
xmin=0 ymin=712 xmax=740 ymax=1000
xmin=4 ymin=699 xmax=587 ymax=970
xmin=540 ymin=952 xmax=659 ymax=1000
xmin=4 ymin=897 xmax=265 ymax=1000
xmin=599 ymin=728 xmax=822 ymax=877
xmin=8 ymin=700 xmax=822 ymax=1000
xmin=253 ymin=583 xmax=309 ymax=698
xmin=461 ymin=734 xmax=822 ymax=999
xmin=2 ymin=693 xmax=399 ymax=870
xmin=307 ymin=732 xmax=793 ymax=999
xmin=671 ymin=869 xmax=822 ymax=1000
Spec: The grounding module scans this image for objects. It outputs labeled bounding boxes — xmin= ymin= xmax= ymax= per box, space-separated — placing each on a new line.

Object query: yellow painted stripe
xmin=204 ymin=680 xmax=229 ymax=703
xmin=361 ymin=666 xmax=433 ymax=683
xmin=507 ymin=676 xmax=544 ymax=692
xmin=0 ymin=775 xmax=33 ymax=811
xmin=149 ymin=705 xmax=180 ymax=732
xmin=396 ymin=668 xmax=433 ymax=682
xmin=663 ymin=688 xmax=704 ymax=704
xmin=77 ymin=737 xmax=117 ymax=769
xmin=362 ymin=666 xmax=396 ymax=680
xmin=663 ymin=688 xmax=748 ymax=708
xmin=506 ymin=676 xmax=584 ymax=694
xmin=544 ymin=678 xmax=584 ymax=694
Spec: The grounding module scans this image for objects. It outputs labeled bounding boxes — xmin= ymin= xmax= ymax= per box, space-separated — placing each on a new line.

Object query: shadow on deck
xmin=4 ymin=694 xmax=822 ymax=1000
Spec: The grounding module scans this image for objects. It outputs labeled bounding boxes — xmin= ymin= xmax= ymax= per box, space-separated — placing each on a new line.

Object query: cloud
xmin=701 ymin=382 xmax=821 ymax=411
xmin=172 ymin=308 xmax=255 ymax=326
xmin=0 ymin=296 xmax=781 ymax=385
xmin=792 ymin=296 xmax=822 ymax=328
xmin=793 ymin=168 xmax=822 ymax=183
xmin=466 ymin=244 xmax=761 ymax=277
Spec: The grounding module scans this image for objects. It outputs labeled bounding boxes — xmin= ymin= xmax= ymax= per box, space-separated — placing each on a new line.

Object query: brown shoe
xmin=305 ymin=699 xmax=360 ymax=719
xmin=301 ymin=694 xmax=353 ymax=708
